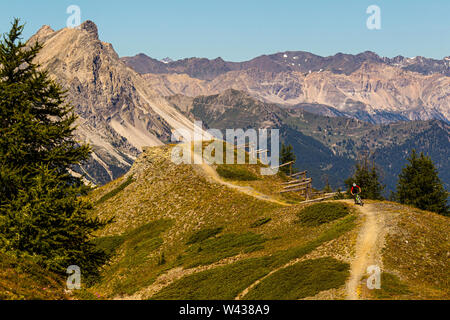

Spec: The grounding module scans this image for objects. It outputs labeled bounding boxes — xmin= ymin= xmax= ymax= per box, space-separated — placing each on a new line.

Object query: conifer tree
xmin=323 ymin=176 xmax=333 ymax=193
xmin=279 ymin=143 xmax=296 ymax=175
xmin=395 ymin=150 xmax=448 ymax=216
xmin=0 ymin=19 xmax=109 ymax=279
xmin=345 ymin=156 xmax=384 ymax=200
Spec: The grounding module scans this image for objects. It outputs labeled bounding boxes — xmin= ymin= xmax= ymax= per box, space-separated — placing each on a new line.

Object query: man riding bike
xmin=350 ymin=183 xmax=363 ymax=206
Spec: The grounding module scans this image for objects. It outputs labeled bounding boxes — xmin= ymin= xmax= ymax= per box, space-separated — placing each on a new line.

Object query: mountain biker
xmin=350 ymin=183 xmax=362 ymax=204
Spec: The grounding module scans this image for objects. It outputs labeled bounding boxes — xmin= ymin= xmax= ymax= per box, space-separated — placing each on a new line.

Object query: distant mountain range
xmin=166 ymin=89 xmax=450 ymax=193
xmin=123 ymin=51 xmax=450 ymax=79
xmin=123 ymin=52 xmax=450 ymax=124
xmin=27 ymin=21 xmax=449 ymax=191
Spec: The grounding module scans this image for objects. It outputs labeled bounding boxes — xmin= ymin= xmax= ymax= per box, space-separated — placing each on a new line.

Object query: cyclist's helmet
xmin=353 ymin=183 xmax=356 ymax=187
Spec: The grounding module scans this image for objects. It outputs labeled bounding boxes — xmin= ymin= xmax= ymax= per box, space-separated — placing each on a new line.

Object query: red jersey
xmin=351 ymin=185 xmax=361 ymax=194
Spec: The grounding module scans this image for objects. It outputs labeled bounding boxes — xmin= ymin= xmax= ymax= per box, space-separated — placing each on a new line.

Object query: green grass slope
xmin=0 ymin=252 xmax=67 ymax=300
xmin=87 ymin=145 xmax=358 ymax=299
xmin=2 ymin=146 xmax=448 ymax=300
xmin=371 ymin=202 xmax=450 ymax=299
xmin=86 ymin=145 xmax=449 ymax=300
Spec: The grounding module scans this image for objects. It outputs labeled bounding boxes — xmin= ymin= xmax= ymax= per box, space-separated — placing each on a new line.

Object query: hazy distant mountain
xmin=384 ymin=55 xmax=450 ymax=77
xmin=123 ymin=51 xmax=450 ymax=124
xmin=29 ymin=21 xmax=208 ymax=185
xmin=123 ymin=51 xmax=450 ymax=78
xmin=121 ymin=53 xmax=169 ymax=74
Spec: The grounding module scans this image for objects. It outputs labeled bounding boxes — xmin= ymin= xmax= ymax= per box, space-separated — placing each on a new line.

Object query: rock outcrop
xmin=29 ymin=21 xmax=209 ymax=185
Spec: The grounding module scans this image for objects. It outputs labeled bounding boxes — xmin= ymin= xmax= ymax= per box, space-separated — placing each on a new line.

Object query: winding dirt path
xmin=345 ymin=202 xmax=385 ymax=300
xmin=235 ymin=200 xmax=380 ymax=301
xmin=200 ymin=161 xmax=289 ymax=206
xmin=235 ymin=255 xmax=307 ymax=300
xmin=185 ymin=144 xmax=290 ymax=206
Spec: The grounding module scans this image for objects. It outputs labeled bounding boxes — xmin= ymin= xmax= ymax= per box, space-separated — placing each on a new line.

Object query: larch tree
xmin=0 ymin=19 xmax=109 ymax=280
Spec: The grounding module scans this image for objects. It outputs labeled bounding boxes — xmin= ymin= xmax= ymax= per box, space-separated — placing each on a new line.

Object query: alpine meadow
xmin=0 ymin=1 xmax=448 ymax=312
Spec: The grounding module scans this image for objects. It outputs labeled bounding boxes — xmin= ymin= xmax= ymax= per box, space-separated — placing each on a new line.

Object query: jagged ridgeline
xmin=125 ymin=52 xmax=450 ymax=123
xmin=27 ymin=21 xmax=449 ymax=191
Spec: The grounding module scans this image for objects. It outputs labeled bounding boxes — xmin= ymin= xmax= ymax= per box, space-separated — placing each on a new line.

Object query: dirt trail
xmin=234 ymin=200 xmax=386 ymax=300
xmin=185 ymin=144 xmax=290 ymax=206
xmin=345 ymin=201 xmax=385 ymax=300
xmin=235 ymin=255 xmax=306 ymax=300
xmin=117 ymin=254 xmax=247 ymax=300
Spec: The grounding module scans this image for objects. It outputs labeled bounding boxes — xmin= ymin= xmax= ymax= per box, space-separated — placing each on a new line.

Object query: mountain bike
xmin=355 ymin=194 xmax=364 ymax=206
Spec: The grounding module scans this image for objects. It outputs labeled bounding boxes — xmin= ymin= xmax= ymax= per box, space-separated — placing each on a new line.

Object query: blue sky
xmin=0 ymin=0 xmax=449 ymax=61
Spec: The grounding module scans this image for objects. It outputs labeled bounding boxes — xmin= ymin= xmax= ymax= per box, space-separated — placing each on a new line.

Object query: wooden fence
xmin=278 ymin=167 xmax=313 ymax=199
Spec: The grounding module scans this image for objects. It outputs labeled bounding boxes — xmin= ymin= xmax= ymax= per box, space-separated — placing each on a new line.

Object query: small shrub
xmin=216 ymin=165 xmax=259 ymax=181
xmin=152 ymin=257 xmax=275 ymax=300
xmin=372 ymin=273 xmax=411 ymax=299
xmin=96 ymin=175 xmax=134 ymax=205
xmin=94 ymin=219 xmax=173 ymax=296
xmin=250 ymin=217 xmax=272 ymax=228
xmin=243 ymin=257 xmax=350 ymax=300
xmin=181 ymin=233 xmax=266 ymax=268
xmin=91 ymin=235 xmax=124 ymax=257
xmin=297 ymin=202 xmax=349 ymax=227
xmin=157 ymin=252 xmax=166 ymax=266
xmin=186 ymin=227 xmax=223 ymax=244
xmin=334 ymin=188 xmax=346 ymax=200
xmin=151 ymin=215 xmax=356 ymax=300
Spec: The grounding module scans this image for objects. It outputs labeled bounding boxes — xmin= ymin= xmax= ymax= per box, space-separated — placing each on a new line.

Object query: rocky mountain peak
xmin=28 ymin=25 xmax=55 ymax=45
xmin=29 ymin=20 xmax=209 ymax=185
xmin=37 ymin=25 xmax=54 ymax=35
xmin=357 ymin=51 xmax=381 ymax=60
xmin=80 ymin=20 xmax=99 ymax=39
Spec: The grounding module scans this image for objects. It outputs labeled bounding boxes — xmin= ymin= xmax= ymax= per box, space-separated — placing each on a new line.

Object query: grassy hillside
xmin=0 ymin=252 xmax=67 ymax=300
xmin=86 ymin=144 xmax=359 ymax=299
xmin=368 ymin=202 xmax=450 ymax=299
xmin=2 ymin=143 xmax=447 ymax=300
xmin=84 ymin=144 xmax=449 ymax=300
